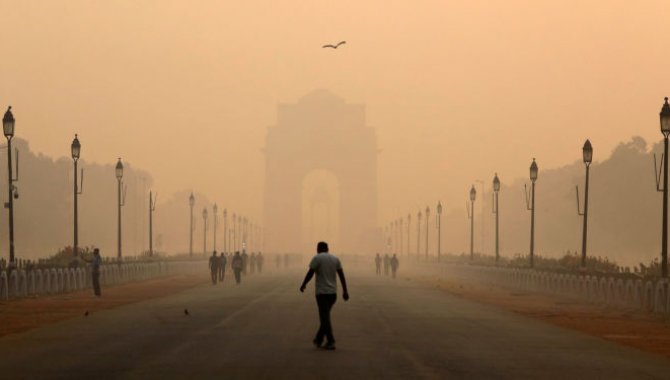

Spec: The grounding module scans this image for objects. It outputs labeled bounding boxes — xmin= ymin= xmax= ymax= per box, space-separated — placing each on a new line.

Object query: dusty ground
xmin=0 ymin=273 xmax=207 ymax=338
xmin=416 ymin=275 xmax=670 ymax=359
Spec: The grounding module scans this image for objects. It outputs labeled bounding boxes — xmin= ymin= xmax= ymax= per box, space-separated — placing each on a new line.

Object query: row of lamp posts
xmin=386 ymin=201 xmax=444 ymax=261
xmin=188 ymin=192 xmax=260 ymax=256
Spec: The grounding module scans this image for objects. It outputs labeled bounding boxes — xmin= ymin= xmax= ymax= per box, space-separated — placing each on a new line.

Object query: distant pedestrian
xmin=81 ymin=248 xmax=102 ymax=296
xmin=300 ymin=241 xmax=349 ymax=350
xmin=218 ymin=252 xmax=227 ymax=283
xmin=383 ymin=254 xmax=390 ymax=276
xmin=374 ymin=253 xmax=382 ymax=275
xmin=257 ymin=252 xmax=264 ymax=273
xmin=209 ymin=251 xmax=219 ymax=285
xmin=250 ymin=253 xmax=257 ymax=274
xmin=390 ymin=254 xmax=399 ymax=279
xmin=232 ymin=251 xmax=243 ymax=285
xmin=284 ymin=253 xmax=289 ymax=269
xmin=241 ymin=251 xmax=249 ymax=275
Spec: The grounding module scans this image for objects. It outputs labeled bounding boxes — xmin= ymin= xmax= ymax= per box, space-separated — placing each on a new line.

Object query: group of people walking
xmin=209 ymin=251 xmax=264 ymax=285
xmin=375 ymin=253 xmax=399 ymax=278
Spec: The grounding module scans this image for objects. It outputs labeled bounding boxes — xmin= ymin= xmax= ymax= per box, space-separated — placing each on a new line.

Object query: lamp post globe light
xmin=528 ymin=158 xmax=538 ymax=268
xmin=492 ymin=173 xmax=501 ymax=264
xmin=436 ymin=201 xmax=442 ymax=262
xmin=115 ymin=158 xmax=125 ymax=261
xmin=71 ymin=134 xmax=83 ymax=258
xmin=469 ymin=186 xmax=476 ymax=260
xmin=3 ymin=106 xmax=17 ymax=266
xmin=203 ymin=208 xmax=208 ymax=255
xmin=425 ymin=206 xmax=430 ymax=259
xmin=660 ymin=98 xmax=670 ymax=277
xmin=189 ymin=192 xmax=195 ymax=256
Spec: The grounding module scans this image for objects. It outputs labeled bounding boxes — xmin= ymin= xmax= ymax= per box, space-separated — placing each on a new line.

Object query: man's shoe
xmin=313 ymin=339 xmax=322 ymax=348
xmin=322 ymin=342 xmax=336 ymax=350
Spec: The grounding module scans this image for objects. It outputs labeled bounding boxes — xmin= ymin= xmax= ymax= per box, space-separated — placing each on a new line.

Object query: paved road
xmin=1 ymin=267 xmax=670 ymax=379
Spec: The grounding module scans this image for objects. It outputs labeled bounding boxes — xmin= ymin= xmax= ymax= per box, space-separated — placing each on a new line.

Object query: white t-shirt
xmin=309 ymin=252 xmax=342 ymax=295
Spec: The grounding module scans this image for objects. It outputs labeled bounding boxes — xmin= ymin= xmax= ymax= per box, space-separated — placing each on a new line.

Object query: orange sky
xmin=1 ymin=0 xmax=669 ymax=226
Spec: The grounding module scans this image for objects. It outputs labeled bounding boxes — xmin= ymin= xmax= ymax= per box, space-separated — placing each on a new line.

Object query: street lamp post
xmin=417 ymin=210 xmax=422 ymax=260
xmin=407 ymin=213 xmax=411 ymax=257
xmin=149 ymin=191 xmax=157 ymax=256
xmin=399 ymin=218 xmax=403 ymax=256
xmin=189 ymin=193 xmax=195 ymax=256
xmin=576 ymin=141 xmax=593 ymax=269
xmin=437 ymin=201 xmax=442 ymax=262
xmin=425 ymin=206 xmax=430 ymax=259
xmin=468 ymin=186 xmax=476 ymax=260
xmin=3 ymin=107 xmax=18 ymax=267
xmin=223 ymin=209 xmax=228 ymax=253
xmin=658 ymin=97 xmax=670 ymax=277
xmin=116 ymin=158 xmax=125 ymax=261
xmin=203 ymin=208 xmax=208 ymax=255
xmin=213 ymin=204 xmax=218 ymax=252
xmin=525 ymin=159 xmax=538 ymax=268
xmin=71 ymin=134 xmax=83 ymax=257
xmin=492 ymin=174 xmax=501 ymax=264
xmin=233 ymin=213 xmax=237 ymax=252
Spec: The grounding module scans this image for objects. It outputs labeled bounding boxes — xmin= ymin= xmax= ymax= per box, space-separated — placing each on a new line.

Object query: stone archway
xmin=263 ymin=89 xmax=378 ymax=254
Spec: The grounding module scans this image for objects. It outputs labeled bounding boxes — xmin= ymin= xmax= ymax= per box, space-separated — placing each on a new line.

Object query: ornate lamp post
xmin=189 ymin=193 xmax=195 ymax=256
xmin=116 ymin=158 xmax=125 ymax=261
xmin=407 ymin=213 xmax=411 ymax=257
xmin=3 ymin=107 xmax=18 ymax=266
xmin=525 ymin=159 xmax=538 ymax=268
xmin=223 ymin=208 xmax=228 ymax=253
xmin=468 ymin=186 xmax=476 ymax=260
xmin=417 ymin=210 xmax=422 ymax=259
xmin=658 ymin=98 xmax=670 ymax=277
xmin=149 ymin=191 xmax=157 ymax=256
xmin=213 ymin=203 xmax=218 ymax=252
xmin=425 ymin=206 xmax=430 ymax=258
xmin=492 ymin=173 xmax=501 ymax=264
xmin=202 ymin=208 xmax=208 ymax=255
xmin=576 ymin=141 xmax=593 ymax=268
xmin=71 ymin=134 xmax=83 ymax=257
xmin=436 ymin=201 xmax=442 ymax=262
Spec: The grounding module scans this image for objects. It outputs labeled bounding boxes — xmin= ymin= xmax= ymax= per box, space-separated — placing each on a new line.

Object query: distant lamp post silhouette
xmin=212 ymin=203 xmax=218 ymax=252
xmin=417 ymin=210 xmax=422 ymax=259
xmin=399 ymin=218 xmax=404 ymax=256
xmin=425 ymin=206 xmax=430 ymax=259
xmin=116 ymin=158 xmax=126 ymax=261
xmin=656 ymin=97 xmax=670 ymax=278
xmin=467 ymin=186 xmax=476 ymax=260
xmin=202 ymin=208 xmax=208 ymax=255
xmin=223 ymin=208 xmax=228 ymax=253
xmin=576 ymin=140 xmax=593 ymax=269
xmin=492 ymin=173 xmax=501 ymax=264
xmin=3 ymin=106 xmax=18 ymax=267
xmin=71 ymin=134 xmax=84 ymax=257
xmin=407 ymin=213 xmax=411 ymax=257
xmin=189 ymin=193 xmax=195 ymax=256
xmin=149 ymin=191 xmax=157 ymax=256
xmin=436 ymin=201 xmax=443 ymax=262
xmin=232 ymin=213 xmax=237 ymax=251
xmin=524 ymin=159 xmax=538 ymax=268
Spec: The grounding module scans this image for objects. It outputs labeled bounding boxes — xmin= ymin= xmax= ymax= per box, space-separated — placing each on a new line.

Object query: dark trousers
xmin=315 ymin=294 xmax=337 ymax=344
xmin=219 ymin=267 xmax=225 ymax=282
xmin=92 ymin=271 xmax=101 ymax=296
xmin=211 ymin=270 xmax=218 ymax=285
xmin=375 ymin=265 xmax=381 ymax=275
xmin=234 ymin=269 xmax=242 ymax=284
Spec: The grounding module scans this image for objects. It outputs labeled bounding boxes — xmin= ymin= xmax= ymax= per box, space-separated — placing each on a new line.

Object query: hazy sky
xmin=2 ymin=0 xmax=669 ymax=227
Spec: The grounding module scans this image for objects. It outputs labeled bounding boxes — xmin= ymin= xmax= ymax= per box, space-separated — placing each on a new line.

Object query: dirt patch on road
xmin=417 ymin=276 xmax=670 ymax=359
xmin=0 ymin=274 xmax=207 ymax=338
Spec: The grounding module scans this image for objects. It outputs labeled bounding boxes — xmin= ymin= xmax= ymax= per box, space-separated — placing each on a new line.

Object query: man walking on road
xmin=375 ymin=253 xmax=382 ymax=275
xmin=81 ymin=248 xmax=102 ymax=296
xmin=209 ymin=251 xmax=219 ymax=285
xmin=232 ymin=251 xmax=243 ymax=285
xmin=390 ymin=254 xmax=399 ymax=279
xmin=300 ymin=241 xmax=349 ymax=350
xmin=218 ymin=252 xmax=227 ymax=283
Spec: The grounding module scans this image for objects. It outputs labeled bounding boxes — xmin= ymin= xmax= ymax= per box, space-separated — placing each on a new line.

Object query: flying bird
xmin=322 ymin=41 xmax=346 ymax=49
xmin=184 ymin=308 xmax=189 ymax=316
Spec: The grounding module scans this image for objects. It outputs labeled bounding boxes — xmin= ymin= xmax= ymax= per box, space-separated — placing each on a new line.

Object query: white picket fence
xmin=0 ymin=261 xmax=203 ymax=300
xmin=441 ymin=264 xmax=670 ymax=314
